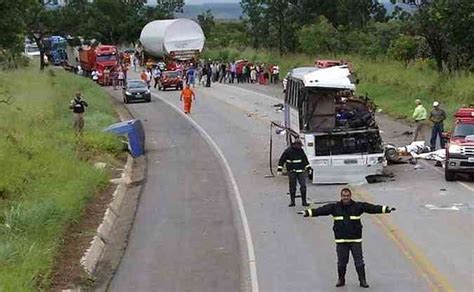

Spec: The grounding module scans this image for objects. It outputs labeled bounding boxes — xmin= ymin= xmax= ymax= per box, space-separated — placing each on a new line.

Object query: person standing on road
xmin=187 ymin=65 xmax=196 ymax=87
xmin=69 ymin=91 xmax=88 ymax=133
xmin=131 ymin=54 xmax=136 ymax=72
xmin=103 ymin=67 xmax=111 ymax=86
xmin=429 ymin=101 xmax=447 ymax=150
xmin=412 ymin=99 xmax=427 ymax=142
xmin=206 ymin=64 xmax=212 ymax=87
xmin=298 ymin=188 xmax=396 ymax=288
xmin=201 ymin=65 xmax=208 ymax=86
xmin=117 ymin=68 xmax=125 ymax=88
xmin=180 ymin=84 xmax=196 ymax=114
xmin=140 ymin=70 xmax=149 ymax=87
xmin=122 ymin=63 xmax=128 ymax=82
xmin=152 ymin=67 xmax=161 ymax=89
xmin=230 ymin=61 xmax=236 ymax=83
xmin=250 ymin=66 xmax=257 ymax=83
xmin=277 ymin=139 xmax=311 ymax=207
xmin=272 ymin=64 xmax=280 ymax=84
xmin=146 ymin=69 xmax=152 ymax=88
xmin=219 ymin=62 xmax=226 ymax=83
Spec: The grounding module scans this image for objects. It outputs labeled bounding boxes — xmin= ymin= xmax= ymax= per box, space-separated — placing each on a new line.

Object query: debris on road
xmin=385 ymin=141 xmax=432 ymax=163
xmin=422 ymin=203 xmax=472 ymax=211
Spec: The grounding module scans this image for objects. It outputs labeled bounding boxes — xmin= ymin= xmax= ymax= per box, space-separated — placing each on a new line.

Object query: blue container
xmin=104 ymin=119 xmax=145 ymax=157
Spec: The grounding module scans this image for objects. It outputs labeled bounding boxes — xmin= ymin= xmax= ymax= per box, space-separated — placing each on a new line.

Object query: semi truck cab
xmin=79 ymin=45 xmax=118 ymax=85
xmin=444 ymin=106 xmax=474 ymax=181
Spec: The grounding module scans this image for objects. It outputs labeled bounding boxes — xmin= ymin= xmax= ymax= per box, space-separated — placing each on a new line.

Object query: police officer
xmin=277 ymin=139 xmax=311 ymax=207
xmin=298 ymin=188 xmax=396 ymax=288
xmin=69 ymin=91 xmax=88 ymax=133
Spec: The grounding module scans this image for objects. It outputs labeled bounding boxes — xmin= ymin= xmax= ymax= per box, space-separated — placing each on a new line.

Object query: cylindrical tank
xmin=139 ymin=19 xmax=205 ymax=58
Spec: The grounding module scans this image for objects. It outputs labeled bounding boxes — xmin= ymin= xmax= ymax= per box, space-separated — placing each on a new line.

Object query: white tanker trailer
xmin=139 ymin=19 xmax=205 ymax=60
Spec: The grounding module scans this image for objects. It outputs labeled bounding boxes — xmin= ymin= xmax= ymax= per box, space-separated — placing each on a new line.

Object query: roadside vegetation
xmin=0 ymin=65 xmax=122 ymax=290
xmin=200 ymin=0 xmax=472 ymax=129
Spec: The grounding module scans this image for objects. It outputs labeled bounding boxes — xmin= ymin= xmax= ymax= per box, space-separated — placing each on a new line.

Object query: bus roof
xmin=290 ymin=65 xmax=356 ymax=90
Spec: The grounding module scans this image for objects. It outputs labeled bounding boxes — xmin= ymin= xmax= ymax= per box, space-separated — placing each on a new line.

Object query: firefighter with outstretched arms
xmin=298 ymin=188 xmax=396 ymax=288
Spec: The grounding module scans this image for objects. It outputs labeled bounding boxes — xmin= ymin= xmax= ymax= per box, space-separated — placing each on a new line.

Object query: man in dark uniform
xmin=69 ymin=91 xmax=88 ymax=133
xmin=298 ymin=188 xmax=396 ymax=288
xmin=277 ymin=139 xmax=311 ymax=207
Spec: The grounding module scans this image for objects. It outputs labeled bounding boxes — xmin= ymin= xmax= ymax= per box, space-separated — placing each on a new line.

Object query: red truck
xmin=444 ymin=106 xmax=474 ymax=181
xmin=79 ymin=45 xmax=118 ymax=85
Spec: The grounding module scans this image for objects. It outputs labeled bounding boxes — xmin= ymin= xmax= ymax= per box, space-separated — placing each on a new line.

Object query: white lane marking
xmin=420 ymin=160 xmax=474 ymax=192
xmin=151 ymin=92 xmax=259 ymax=292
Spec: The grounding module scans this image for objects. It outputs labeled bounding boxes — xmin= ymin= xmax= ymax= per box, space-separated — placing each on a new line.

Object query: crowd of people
xmin=136 ymin=58 xmax=281 ymax=89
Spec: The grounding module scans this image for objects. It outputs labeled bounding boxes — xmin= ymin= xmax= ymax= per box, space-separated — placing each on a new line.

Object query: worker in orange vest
xmin=180 ymin=84 xmax=195 ymax=114
xmin=140 ymin=69 xmax=148 ymax=83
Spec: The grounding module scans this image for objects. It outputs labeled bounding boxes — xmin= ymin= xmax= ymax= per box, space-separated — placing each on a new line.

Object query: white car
xmin=24 ymin=44 xmax=40 ymax=58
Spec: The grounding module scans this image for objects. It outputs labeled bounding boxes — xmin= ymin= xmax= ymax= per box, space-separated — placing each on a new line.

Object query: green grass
xmin=203 ymin=47 xmax=474 ymax=129
xmin=0 ymin=66 xmax=123 ymax=290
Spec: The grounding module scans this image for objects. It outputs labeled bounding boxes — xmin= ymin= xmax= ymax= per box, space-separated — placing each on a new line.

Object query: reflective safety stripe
xmin=305 ymin=164 xmax=311 ymax=169
xmin=349 ymin=216 xmax=361 ymax=220
xmin=277 ymin=166 xmax=283 ymax=170
xmin=307 ymin=209 xmax=313 ymax=217
xmin=286 ymin=159 xmax=302 ymax=163
xmin=293 ymin=170 xmax=304 ymax=173
xmin=335 ymin=239 xmax=363 ymax=243
xmin=333 ymin=216 xmax=344 ymax=220
xmin=382 ymin=206 xmax=387 ymax=213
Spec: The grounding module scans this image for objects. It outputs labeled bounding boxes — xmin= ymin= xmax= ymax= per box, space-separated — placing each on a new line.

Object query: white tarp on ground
xmin=412 ymin=149 xmax=446 ymax=162
xmin=140 ymin=19 xmax=205 ymax=58
xmin=302 ymin=65 xmax=356 ymax=90
xmin=396 ymin=141 xmax=446 ymax=162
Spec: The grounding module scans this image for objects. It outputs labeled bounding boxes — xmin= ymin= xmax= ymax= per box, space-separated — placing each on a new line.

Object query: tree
xmin=197 ymin=9 xmax=215 ymax=38
xmin=0 ymin=0 xmax=28 ymax=67
xmin=298 ymin=16 xmax=339 ymax=55
xmin=21 ymin=0 xmax=59 ymax=70
xmin=241 ymin=0 xmax=394 ymax=54
xmin=394 ymin=0 xmax=474 ymax=71
xmin=240 ymin=0 xmax=268 ymax=49
xmin=56 ymin=0 xmax=184 ymax=44
xmin=241 ymin=0 xmax=302 ymax=53
xmin=388 ymin=34 xmax=419 ymax=66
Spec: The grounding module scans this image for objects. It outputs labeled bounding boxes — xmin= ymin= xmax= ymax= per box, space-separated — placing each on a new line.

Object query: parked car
xmin=159 ymin=70 xmax=183 ymax=91
xmin=444 ymin=106 xmax=474 ymax=181
xmin=123 ymin=80 xmax=151 ymax=103
xmin=24 ymin=43 xmax=40 ymax=58
xmin=315 ymin=59 xmax=354 ymax=75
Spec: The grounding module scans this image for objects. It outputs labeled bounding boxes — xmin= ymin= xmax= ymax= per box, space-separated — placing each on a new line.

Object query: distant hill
xmin=177 ymin=2 xmax=412 ymax=21
xmin=177 ymin=3 xmax=243 ymax=20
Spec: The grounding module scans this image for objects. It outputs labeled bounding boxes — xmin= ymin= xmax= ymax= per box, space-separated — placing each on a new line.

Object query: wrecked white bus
xmin=283 ymin=65 xmax=385 ymax=184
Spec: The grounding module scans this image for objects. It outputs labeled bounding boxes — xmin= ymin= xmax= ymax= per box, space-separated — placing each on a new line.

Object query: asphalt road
xmin=109 ymin=95 xmax=241 ymax=291
xmin=109 ymin=76 xmax=473 ymax=291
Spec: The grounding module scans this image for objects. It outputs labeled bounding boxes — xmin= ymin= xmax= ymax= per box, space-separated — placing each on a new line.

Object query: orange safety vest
xmin=140 ymin=72 xmax=147 ymax=82
xmin=182 ymin=88 xmax=194 ymax=103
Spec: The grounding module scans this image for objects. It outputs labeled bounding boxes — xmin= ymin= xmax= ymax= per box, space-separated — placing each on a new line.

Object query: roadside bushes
xmin=0 ymin=67 xmax=122 ymax=290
